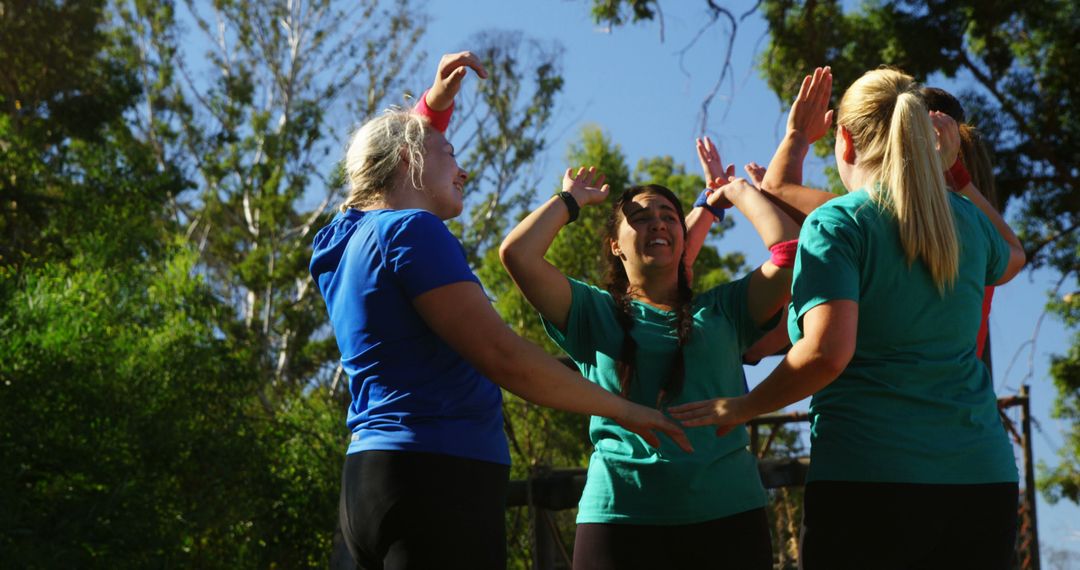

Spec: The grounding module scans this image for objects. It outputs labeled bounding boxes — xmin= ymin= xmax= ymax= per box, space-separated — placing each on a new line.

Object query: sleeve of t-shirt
xmin=790 ymin=205 xmax=861 ymax=329
xmin=702 ymin=272 xmax=776 ymax=353
xmin=381 ymin=210 xmax=479 ymax=298
xmin=541 ymin=277 xmax=608 ymax=365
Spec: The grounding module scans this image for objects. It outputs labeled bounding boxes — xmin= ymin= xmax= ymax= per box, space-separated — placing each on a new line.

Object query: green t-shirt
xmin=789 ymin=189 xmax=1017 ymax=484
xmin=543 ymin=275 xmax=771 ymax=525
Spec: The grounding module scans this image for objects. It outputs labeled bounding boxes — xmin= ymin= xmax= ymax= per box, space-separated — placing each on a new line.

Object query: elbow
xmin=472 ymin=327 xmax=526 ymax=389
xmin=498 ymin=238 xmax=520 ymax=271
xmin=806 ymin=340 xmax=853 ymax=381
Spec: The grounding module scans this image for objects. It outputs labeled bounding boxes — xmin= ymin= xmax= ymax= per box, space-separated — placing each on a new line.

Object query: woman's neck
xmin=625 ymin=270 xmax=680 ymax=310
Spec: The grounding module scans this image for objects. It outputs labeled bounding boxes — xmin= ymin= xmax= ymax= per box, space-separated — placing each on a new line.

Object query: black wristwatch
xmin=557 ymin=191 xmax=580 ymax=224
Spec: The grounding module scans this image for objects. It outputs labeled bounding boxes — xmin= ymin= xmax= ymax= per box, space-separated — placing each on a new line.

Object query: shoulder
xmin=567 ymin=276 xmax=616 ymax=308
xmin=806 ymin=190 xmax=871 ymax=225
xmin=377 ymin=208 xmax=454 ymax=244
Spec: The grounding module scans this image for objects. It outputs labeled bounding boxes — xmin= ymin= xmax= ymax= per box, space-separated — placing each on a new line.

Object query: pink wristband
xmin=769 ymin=239 xmax=798 ymax=268
xmin=947 ymin=158 xmax=971 ymax=191
xmin=413 ymin=89 xmax=454 ymax=133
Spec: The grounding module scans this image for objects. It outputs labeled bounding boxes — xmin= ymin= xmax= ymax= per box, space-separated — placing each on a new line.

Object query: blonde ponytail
xmin=838 ymin=69 xmax=959 ymax=293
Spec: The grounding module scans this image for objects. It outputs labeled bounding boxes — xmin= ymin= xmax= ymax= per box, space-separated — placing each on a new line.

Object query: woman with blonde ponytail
xmin=309 ymin=52 xmax=688 ymax=569
xmin=671 ymin=67 xmax=1025 ymax=569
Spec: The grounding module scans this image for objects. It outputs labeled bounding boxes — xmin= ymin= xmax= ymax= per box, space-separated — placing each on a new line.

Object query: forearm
xmin=740 ymin=336 xmax=844 ymax=417
xmin=724 ymin=183 xmax=800 ymax=248
xmin=957 ymin=183 xmax=1022 ymax=253
xmin=683 ymin=207 xmax=714 ymax=268
xmin=500 ymin=195 xmax=572 ymax=268
xmin=760 ymin=131 xmax=834 ymax=216
xmin=486 ymin=330 xmax=628 ymax=419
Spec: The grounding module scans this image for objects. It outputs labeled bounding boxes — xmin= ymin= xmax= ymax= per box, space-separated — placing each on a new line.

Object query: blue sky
xmin=418 ymin=0 xmax=1079 ymax=555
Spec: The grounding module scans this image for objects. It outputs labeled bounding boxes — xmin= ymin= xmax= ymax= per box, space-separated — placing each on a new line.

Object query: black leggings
xmin=339 ymin=450 xmax=510 ymax=570
xmin=801 ymin=480 xmax=1019 ymax=570
xmin=572 ymin=507 xmax=773 ymax=569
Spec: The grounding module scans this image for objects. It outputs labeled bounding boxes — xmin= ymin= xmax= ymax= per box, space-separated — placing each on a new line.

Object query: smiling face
xmin=418 ymin=129 xmax=468 ymax=220
xmin=610 ymin=190 xmax=687 ymax=278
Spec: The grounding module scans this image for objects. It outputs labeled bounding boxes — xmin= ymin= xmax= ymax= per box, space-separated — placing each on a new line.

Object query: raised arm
xmin=414 ymin=51 xmax=488 ymax=132
xmin=760 ymin=66 xmax=837 ymax=220
xmin=684 ymin=136 xmax=735 ymax=268
xmin=414 ymin=280 xmax=692 ymax=452
xmin=714 ymin=178 xmax=801 ymax=327
xmin=499 ymin=167 xmax=610 ymax=332
xmin=931 ymin=112 xmax=1026 ymax=285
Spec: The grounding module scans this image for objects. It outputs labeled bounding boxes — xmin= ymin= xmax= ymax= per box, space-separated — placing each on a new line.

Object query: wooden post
xmin=1020 ymin=384 xmax=1041 ymax=570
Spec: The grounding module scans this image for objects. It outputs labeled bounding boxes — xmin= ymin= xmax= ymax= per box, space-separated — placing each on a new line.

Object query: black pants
xmin=572 ymin=507 xmax=773 ymax=569
xmin=339 ymin=450 xmax=510 ymax=570
xmin=801 ymin=480 xmax=1019 ymax=570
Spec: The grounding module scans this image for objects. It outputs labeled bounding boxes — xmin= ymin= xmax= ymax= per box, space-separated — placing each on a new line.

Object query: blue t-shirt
xmin=310 ymin=208 xmax=509 ymax=465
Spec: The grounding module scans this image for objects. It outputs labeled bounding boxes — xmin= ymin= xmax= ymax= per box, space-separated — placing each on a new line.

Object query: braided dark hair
xmin=602 ymin=184 xmax=694 ymax=408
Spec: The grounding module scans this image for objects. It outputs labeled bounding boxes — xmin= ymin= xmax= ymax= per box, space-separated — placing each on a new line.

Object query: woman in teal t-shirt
xmin=671 ymin=67 xmax=1027 ymax=569
xmin=500 ymin=163 xmax=799 ymax=568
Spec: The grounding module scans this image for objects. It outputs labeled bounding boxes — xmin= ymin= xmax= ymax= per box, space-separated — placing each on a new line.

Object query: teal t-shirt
xmin=789 ymin=189 xmax=1017 ymax=485
xmin=543 ymin=275 xmax=771 ymax=525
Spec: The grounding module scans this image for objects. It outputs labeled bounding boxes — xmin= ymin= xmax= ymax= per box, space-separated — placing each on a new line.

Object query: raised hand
xmin=744 ymin=162 xmax=767 ymax=187
xmin=788 ymin=66 xmax=834 ymax=145
xmin=615 ymin=402 xmax=694 ymax=453
xmin=563 ymin=166 xmax=610 ymax=206
xmin=667 ymin=396 xmax=750 ymax=438
xmin=929 ymin=110 xmax=960 ymax=169
xmin=426 ymin=51 xmax=489 ymax=111
xmin=696 ymin=136 xmax=736 ymax=190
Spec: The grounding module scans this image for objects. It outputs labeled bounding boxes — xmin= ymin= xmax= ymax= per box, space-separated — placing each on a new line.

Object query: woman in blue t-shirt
xmin=309 ymin=51 xmax=689 ymax=570
xmin=499 ymin=161 xmax=800 ymax=568
xmin=671 ymin=67 xmax=1026 ymax=569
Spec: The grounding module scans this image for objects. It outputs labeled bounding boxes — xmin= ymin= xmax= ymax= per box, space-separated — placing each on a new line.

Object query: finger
xmin=599 ymin=183 xmax=610 ymax=197
xmin=638 ymin=429 xmax=661 ymax=449
xmin=668 ymin=401 xmax=714 ymax=416
xmin=796 ymin=73 xmax=812 ymax=102
xmin=594 ymin=173 xmax=606 ymax=189
xmin=441 ymin=51 xmax=488 ymax=79
xmin=725 ymin=163 xmax=735 ymax=179
xmin=678 ymin=416 xmax=720 ymax=428
xmin=823 ymin=109 xmax=834 ymax=130
xmin=446 ymin=66 xmax=468 ymax=87
xmin=663 ymin=425 xmax=694 ymax=453
xmin=715 ymin=425 xmax=735 ymax=437
xmin=576 ymin=166 xmax=587 ymax=180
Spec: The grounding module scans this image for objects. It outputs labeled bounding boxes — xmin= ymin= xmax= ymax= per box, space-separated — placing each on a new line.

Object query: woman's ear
xmin=839 ymin=125 xmax=857 ymax=165
xmin=609 ymin=239 xmax=623 ymax=259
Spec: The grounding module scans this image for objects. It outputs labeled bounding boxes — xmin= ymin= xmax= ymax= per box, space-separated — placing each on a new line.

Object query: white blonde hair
xmin=340 ymin=108 xmax=431 ymax=212
xmin=839 ymin=68 xmax=959 ymax=293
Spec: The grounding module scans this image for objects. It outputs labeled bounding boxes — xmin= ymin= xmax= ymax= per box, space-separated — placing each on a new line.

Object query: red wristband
xmin=769 ymin=239 xmax=798 ymax=269
xmin=413 ymin=89 xmax=454 ymax=133
xmin=947 ymin=158 xmax=971 ymax=191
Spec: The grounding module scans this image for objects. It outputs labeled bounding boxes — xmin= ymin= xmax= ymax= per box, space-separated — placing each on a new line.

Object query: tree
xmin=116 ymin=0 xmax=428 ymax=409
xmin=1 ymin=2 xmax=343 ymax=565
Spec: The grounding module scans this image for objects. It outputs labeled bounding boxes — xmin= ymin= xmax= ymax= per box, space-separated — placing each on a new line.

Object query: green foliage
xmin=588 ymin=0 xmax=659 ymax=27
xmin=0 ymin=253 xmax=343 ymax=567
